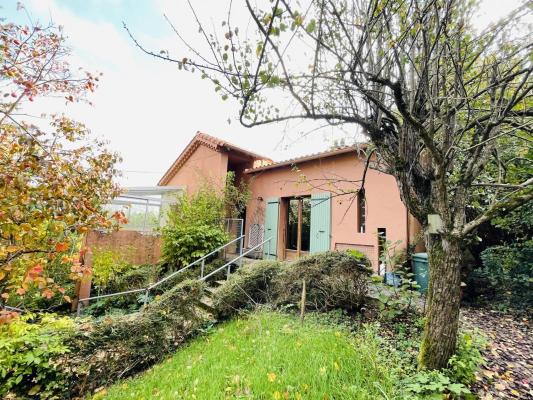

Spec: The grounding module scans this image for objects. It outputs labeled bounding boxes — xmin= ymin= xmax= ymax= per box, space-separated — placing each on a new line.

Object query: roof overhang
xmin=158 ymin=132 xmax=272 ymax=185
xmin=244 ymin=145 xmax=367 ymax=174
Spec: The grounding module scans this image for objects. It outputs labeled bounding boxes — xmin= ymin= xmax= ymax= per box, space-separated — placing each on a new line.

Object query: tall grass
xmin=103 ymin=311 xmax=403 ymax=399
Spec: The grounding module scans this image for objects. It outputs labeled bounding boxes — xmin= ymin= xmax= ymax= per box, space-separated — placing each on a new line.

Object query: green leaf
xmin=306 ymin=19 xmax=316 ymax=34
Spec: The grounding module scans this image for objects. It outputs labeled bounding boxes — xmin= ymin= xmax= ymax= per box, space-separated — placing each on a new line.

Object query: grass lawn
xmin=102 ymin=311 xmax=404 ymax=399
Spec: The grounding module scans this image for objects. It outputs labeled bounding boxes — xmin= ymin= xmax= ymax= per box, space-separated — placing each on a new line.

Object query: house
xmin=159 ymin=132 xmax=422 ymax=271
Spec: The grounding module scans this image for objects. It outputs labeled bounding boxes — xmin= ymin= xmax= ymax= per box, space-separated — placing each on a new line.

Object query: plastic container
xmin=412 ymin=252 xmax=429 ymax=293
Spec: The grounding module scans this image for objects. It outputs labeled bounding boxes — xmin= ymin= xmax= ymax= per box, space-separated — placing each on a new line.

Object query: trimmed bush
xmin=60 ymin=279 xmax=208 ymax=398
xmin=212 ymin=260 xmax=281 ymax=318
xmin=273 ymin=251 xmax=372 ymax=312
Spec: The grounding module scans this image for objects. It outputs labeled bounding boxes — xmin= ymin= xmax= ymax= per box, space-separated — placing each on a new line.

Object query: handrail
xmin=148 ymin=234 xmax=245 ymax=290
xmin=1 ymin=304 xmax=25 ymax=313
xmin=77 ymin=234 xmax=245 ymax=315
xmin=201 ymin=237 xmax=272 ymax=281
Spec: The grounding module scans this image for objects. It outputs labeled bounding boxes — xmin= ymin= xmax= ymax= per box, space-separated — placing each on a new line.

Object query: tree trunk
xmin=418 ymin=234 xmax=463 ymax=370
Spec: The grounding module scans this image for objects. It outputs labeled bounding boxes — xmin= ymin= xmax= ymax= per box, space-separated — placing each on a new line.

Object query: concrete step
xmin=197 ymin=296 xmax=215 ymax=313
xmin=205 ymin=286 xmax=218 ymax=295
xmin=212 ymin=280 xmax=227 ymax=287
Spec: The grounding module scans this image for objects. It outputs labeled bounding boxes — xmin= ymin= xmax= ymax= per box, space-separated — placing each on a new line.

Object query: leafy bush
xmin=106 ymin=264 xmax=161 ymax=293
xmin=448 ymin=330 xmax=487 ymax=385
xmin=162 ymin=224 xmax=228 ymax=268
xmin=0 ymin=313 xmax=74 ymax=399
xmin=469 ymin=241 xmax=532 ymax=309
xmin=213 ymin=260 xmax=281 ymax=318
xmin=61 ymin=279 xmax=208 ymax=398
xmin=404 ymin=329 xmax=486 ymax=398
xmin=405 ymin=370 xmax=471 ymax=399
xmin=91 ymin=246 xmax=135 ymax=289
xmin=273 ymin=251 xmax=372 ymax=312
xmin=10 ymin=257 xmax=77 ymax=312
xmin=82 ymin=264 xmax=162 ymax=317
xmin=161 ymin=186 xmax=229 ymax=268
xmin=372 ymin=269 xmax=421 ymax=321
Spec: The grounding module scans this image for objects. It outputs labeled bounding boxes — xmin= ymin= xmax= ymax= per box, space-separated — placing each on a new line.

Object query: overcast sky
xmin=2 ymin=0 xmax=525 ymax=187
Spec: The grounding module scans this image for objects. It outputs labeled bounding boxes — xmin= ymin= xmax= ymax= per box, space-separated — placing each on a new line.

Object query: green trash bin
xmin=412 ymin=252 xmax=429 ymax=293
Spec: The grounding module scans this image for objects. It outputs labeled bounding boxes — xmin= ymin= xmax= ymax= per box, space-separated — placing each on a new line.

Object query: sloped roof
xmin=244 ymin=144 xmax=368 ymax=174
xmin=158 ymin=131 xmax=272 ymax=185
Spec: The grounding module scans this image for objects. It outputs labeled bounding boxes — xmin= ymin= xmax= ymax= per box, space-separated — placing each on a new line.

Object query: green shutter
xmin=310 ymin=193 xmax=331 ymax=253
xmin=263 ymin=198 xmax=279 ymax=259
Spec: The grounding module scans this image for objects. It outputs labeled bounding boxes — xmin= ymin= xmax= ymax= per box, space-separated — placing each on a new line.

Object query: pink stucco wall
xmin=245 ymin=151 xmax=419 ymax=270
xmin=165 ymin=144 xmax=229 ymax=194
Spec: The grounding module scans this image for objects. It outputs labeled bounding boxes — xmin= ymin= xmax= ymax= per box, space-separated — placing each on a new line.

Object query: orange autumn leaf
xmin=55 ymin=242 xmax=69 ymax=252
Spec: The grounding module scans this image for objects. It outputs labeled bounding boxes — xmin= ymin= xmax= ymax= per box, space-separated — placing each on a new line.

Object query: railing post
xmin=143 ymin=289 xmax=150 ymax=307
xmin=239 ymin=235 xmax=244 ymax=267
xmin=201 ymin=259 xmax=205 ymax=278
xmin=267 ymin=238 xmax=271 ymax=260
xmin=227 ymin=263 xmax=231 ymax=280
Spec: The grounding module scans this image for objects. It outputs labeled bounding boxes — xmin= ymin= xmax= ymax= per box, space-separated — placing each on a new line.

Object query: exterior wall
xmin=245 ymin=152 xmax=417 ymax=271
xmin=165 ymin=144 xmax=229 ymax=194
xmin=74 ymin=230 xmax=163 ymax=309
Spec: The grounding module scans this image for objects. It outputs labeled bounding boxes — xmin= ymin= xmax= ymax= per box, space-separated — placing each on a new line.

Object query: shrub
xmin=161 ymin=186 xmax=229 ymax=268
xmin=448 ymin=330 xmax=487 ymax=385
xmin=10 ymin=258 xmax=77 ymax=312
xmin=0 ymin=313 xmax=74 ymax=399
xmin=81 ymin=264 xmax=162 ymax=317
xmin=106 ymin=264 xmax=161 ymax=293
xmin=470 ymin=241 xmax=532 ymax=309
xmin=404 ymin=370 xmax=471 ymax=399
xmin=273 ymin=251 xmax=372 ymax=312
xmin=372 ymin=270 xmax=421 ymax=321
xmin=91 ymin=247 xmax=135 ymax=289
xmin=162 ymin=224 xmax=228 ymax=268
xmin=212 ymin=260 xmax=281 ymax=318
xmin=60 ymin=279 xmax=208 ymax=398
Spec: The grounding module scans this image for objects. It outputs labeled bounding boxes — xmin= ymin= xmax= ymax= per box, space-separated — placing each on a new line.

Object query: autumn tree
xmin=129 ymin=0 xmax=532 ymax=369
xmin=0 ymin=17 xmax=123 ymax=318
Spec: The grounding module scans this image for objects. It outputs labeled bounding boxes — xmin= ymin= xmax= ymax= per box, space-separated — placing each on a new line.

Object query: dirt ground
xmin=461 ymin=307 xmax=532 ymax=399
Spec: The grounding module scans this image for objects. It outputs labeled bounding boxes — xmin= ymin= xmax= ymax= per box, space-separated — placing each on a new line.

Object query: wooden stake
xmin=300 ymin=278 xmax=306 ymax=324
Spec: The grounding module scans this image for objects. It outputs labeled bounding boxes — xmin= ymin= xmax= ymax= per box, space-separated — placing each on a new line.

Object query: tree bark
xmin=418 ymin=234 xmax=463 ymax=370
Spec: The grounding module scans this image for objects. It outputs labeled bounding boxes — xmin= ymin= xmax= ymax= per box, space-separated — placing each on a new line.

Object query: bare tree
xmin=127 ymin=0 xmax=533 ymax=369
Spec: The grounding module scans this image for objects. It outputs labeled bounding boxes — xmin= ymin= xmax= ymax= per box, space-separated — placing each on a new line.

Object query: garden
xmin=1 ymin=5 xmax=532 ymax=400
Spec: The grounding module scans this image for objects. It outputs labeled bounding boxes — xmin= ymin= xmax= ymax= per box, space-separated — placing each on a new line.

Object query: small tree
xmin=0 ymin=17 xmax=123 ymax=316
xmin=129 ymin=0 xmax=532 ymax=368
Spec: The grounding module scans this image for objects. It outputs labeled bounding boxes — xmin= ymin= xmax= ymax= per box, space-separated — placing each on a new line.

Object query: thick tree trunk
xmin=418 ymin=234 xmax=463 ymax=370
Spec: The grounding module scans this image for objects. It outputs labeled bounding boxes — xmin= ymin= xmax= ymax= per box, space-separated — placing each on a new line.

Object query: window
xmin=377 ymin=228 xmax=387 ymax=259
xmin=286 ymin=197 xmax=311 ymax=252
xmin=287 ymin=199 xmax=299 ymax=250
xmin=357 ymin=189 xmax=366 ymax=233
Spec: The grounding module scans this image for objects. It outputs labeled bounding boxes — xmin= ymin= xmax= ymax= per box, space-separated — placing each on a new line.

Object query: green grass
xmin=102 ymin=311 xmax=403 ymax=399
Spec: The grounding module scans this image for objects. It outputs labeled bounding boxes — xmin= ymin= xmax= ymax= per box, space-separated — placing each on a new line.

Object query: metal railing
xmin=201 ymin=237 xmax=273 ymax=281
xmin=76 ymin=234 xmax=245 ymax=316
xmin=0 ymin=304 xmax=25 ymax=313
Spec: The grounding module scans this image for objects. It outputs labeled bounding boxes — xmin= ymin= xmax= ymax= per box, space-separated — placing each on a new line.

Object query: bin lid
xmin=412 ymin=252 xmax=428 ymax=260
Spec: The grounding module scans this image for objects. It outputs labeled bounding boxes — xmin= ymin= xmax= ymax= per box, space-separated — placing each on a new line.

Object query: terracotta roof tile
xmin=158 ymin=131 xmax=272 ymax=185
xmin=244 ymin=144 xmax=368 ymax=174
